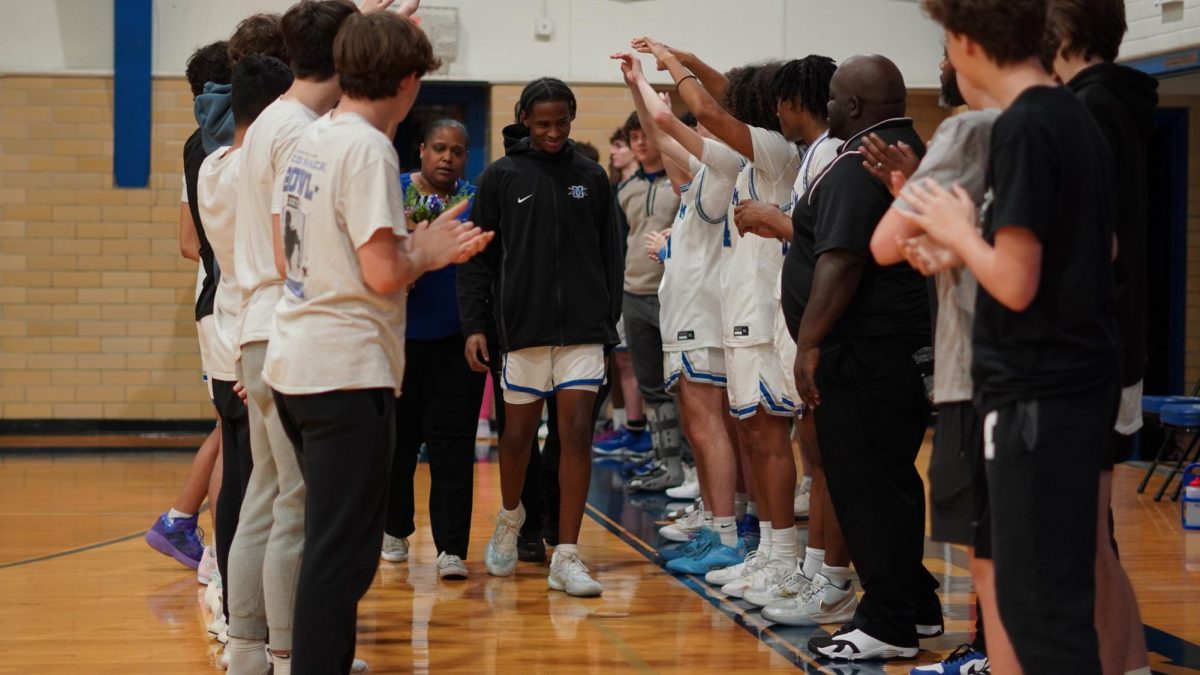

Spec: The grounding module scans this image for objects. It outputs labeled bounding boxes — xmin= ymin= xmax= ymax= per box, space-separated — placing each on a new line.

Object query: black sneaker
xmin=516 ymin=526 xmax=546 ymax=562
xmin=808 ymin=625 xmax=918 ymax=661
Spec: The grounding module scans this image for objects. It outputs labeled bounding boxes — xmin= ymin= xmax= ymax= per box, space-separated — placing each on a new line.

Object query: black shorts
xmin=929 ymin=401 xmax=992 ymax=558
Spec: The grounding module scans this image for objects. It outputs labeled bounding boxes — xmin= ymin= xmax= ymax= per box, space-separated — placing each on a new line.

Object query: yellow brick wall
xmin=0 ymin=74 xmax=210 ymax=420
xmin=0 ymin=74 xmax=1194 ymax=421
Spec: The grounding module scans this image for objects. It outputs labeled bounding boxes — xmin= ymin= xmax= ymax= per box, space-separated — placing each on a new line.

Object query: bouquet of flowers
xmin=404 ymin=180 xmax=473 ymax=223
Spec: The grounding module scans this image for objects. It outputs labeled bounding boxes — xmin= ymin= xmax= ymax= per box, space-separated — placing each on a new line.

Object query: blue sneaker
xmin=660 ymin=528 xmax=717 ymax=562
xmin=909 ymin=644 xmax=989 ymax=674
xmin=145 ymin=512 xmax=205 ymax=569
xmin=737 ymin=513 xmax=760 ymax=547
xmin=623 ymin=429 xmax=653 ymax=457
xmin=666 ymin=538 xmax=747 ymax=574
xmin=619 ymin=456 xmax=657 ymax=479
xmin=593 ymin=428 xmax=650 ymax=456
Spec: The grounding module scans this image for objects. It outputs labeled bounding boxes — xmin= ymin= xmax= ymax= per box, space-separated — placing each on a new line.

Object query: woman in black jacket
xmin=458 ymin=77 xmax=622 ymax=596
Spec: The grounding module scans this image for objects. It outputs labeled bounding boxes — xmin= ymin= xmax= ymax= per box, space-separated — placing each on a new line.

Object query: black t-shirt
xmin=783 ymin=119 xmax=930 ymax=342
xmin=972 ymin=86 xmax=1120 ymax=412
xmin=184 ymin=129 xmax=218 ymax=321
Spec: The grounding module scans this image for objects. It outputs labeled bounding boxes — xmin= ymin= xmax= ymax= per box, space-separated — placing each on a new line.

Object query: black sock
xmin=626 ymin=419 xmax=647 ymax=433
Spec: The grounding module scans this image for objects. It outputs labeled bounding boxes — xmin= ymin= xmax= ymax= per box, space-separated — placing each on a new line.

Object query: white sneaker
xmin=204 ymin=569 xmax=223 ymax=615
xmin=548 ymin=550 xmax=603 ymax=597
xmin=485 ymin=506 xmax=524 ymax=577
xmin=659 ymin=508 xmax=706 ymax=543
xmin=794 ymin=476 xmax=811 ymax=519
xmin=218 ymin=650 xmax=230 ymax=670
xmin=207 ymin=611 xmax=226 ymax=642
xmin=381 ymin=534 xmax=410 ymax=563
xmin=744 ymin=567 xmax=810 ymax=607
xmin=351 ymin=658 xmax=369 ymax=672
xmin=762 ymin=572 xmax=857 ymax=626
xmin=437 ymin=551 xmax=469 ymax=580
xmin=704 ymin=550 xmax=762 ymax=586
xmin=665 ymin=497 xmax=702 ymax=521
xmin=665 ymin=465 xmax=699 ymax=500
xmin=197 ymin=545 xmax=217 ymax=585
xmin=722 ymin=558 xmax=791 ymax=599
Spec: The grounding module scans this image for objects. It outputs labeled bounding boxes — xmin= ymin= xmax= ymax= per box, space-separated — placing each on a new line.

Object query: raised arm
xmin=632 ymin=39 xmax=729 ymax=105
xmin=613 ymin=53 xmax=695 ymax=189
xmin=632 ymin=37 xmax=754 ymax=161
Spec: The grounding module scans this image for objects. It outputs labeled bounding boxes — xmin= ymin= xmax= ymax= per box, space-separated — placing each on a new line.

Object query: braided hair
xmin=771 ymin=55 xmax=837 ymax=120
xmin=514 ymin=77 xmax=577 ymax=123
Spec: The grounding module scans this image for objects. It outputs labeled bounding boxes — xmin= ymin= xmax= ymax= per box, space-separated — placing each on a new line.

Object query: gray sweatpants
xmin=623 ymin=292 xmax=681 ymax=460
xmin=226 ymin=341 xmax=305 ymax=652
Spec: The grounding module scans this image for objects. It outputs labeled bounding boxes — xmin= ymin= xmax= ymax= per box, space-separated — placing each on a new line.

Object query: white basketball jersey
xmin=659 ymin=140 xmax=742 ymax=352
xmin=721 ymin=127 xmax=800 ymax=347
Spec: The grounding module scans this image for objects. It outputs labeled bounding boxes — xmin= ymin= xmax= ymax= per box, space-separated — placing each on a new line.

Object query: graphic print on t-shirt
xmin=280 ymin=148 xmax=325 ymax=299
xmin=281 ymin=196 xmax=307 ymax=297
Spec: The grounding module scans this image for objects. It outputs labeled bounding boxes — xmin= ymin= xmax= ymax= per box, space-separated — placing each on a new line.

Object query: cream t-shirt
xmin=262 ymin=111 xmax=409 ymax=395
xmin=197 ymin=146 xmax=243 ymax=381
xmin=234 ymin=97 xmax=320 ymax=347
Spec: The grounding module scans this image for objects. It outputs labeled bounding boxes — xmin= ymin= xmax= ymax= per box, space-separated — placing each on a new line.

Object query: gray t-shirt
xmin=894 ymin=110 xmax=999 ymax=404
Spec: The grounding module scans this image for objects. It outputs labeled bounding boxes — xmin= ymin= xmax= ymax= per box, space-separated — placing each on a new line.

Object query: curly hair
xmin=723 ymin=62 xmax=782 ymax=132
xmin=185 ymin=41 xmax=231 ymax=97
xmin=771 ymin=55 xmax=837 ymax=119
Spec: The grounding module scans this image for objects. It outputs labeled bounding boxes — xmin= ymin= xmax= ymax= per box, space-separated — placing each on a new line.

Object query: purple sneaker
xmin=145 ymin=512 xmax=205 ymax=569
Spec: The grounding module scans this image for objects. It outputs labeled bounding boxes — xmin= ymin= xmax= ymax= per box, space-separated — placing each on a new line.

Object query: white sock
xmin=167 ymin=508 xmax=192 ymax=522
xmin=227 ymin=637 xmax=270 ymax=675
xmin=613 ymin=407 xmax=627 ymax=429
xmin=556 ymin=543 xmax=578 ymax=559
xmin=758 ymin=523 xmax=773 ymax=559
xmin=500 ymin=503 xmax=524 ymax=524
xmin=772 ymin=525 xmax=798 ymax=566
xmin=746 ymin=500 xmax=758 ymax=517
xmin=822 ymin=563 xmax=852 ymax=589
xmin=802 ymin=547 xmax=825 ymax=579
xmin=270 ymin=650 xmax=291 ymax=675
xmin=713 ymin=516 xmax=737 ymax=548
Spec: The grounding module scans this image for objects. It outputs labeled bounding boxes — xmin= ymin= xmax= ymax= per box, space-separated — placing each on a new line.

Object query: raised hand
xmin=860 ymin=134 xmax=919 ymax=196
xmin=630 ymin=36 xmax=674 ymax=70
xmin=392 ymin=0 xmax=420 ymax=16
xmin=359 ymin=0 xmax=397 ymax=15
xmin=610 ymin=52 xmax=643 ymax=87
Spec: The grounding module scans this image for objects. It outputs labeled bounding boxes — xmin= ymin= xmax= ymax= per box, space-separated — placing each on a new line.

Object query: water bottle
xmin=1183 ymin=464 xmax=1200 ymax=531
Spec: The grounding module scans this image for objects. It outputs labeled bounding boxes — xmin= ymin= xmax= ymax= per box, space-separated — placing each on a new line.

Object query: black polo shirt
xmin=782 ymin=118 xmax=930 ymax=343
xmin=971 ymin=86 xmax=1120 ymax=413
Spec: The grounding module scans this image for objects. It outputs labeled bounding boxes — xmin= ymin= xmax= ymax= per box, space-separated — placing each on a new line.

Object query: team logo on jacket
xmin=567 ymin=185 xmax=588 ymax=199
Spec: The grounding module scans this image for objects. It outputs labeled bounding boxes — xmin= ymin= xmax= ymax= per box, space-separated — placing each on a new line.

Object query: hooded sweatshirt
xmin=194 ymin=82 xmax=236 ymax=154
xmin=1068 ymin=63 xmax=1159 ymax=387
xmin=457 ymin=123 xmax=622 ymax=353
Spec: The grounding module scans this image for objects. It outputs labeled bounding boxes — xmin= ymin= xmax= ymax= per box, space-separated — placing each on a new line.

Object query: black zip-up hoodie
xmin=1068 ymin=63 xmax=1158 ymax=386
xmin=457 ymin=123 xmax=622 ymax=353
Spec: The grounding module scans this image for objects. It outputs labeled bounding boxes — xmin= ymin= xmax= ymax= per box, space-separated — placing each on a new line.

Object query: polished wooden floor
xmin=1 ymin=438 xmax=1199 ymax=674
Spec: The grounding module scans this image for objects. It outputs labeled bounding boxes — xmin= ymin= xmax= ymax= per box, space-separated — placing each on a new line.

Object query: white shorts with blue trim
xmin=501 ymin=345 xmax=606 ymax=405
xmin=726 ymin=343 xmax=798 ymax=419
xmin=664 ymin=348 xmax=727 ymax=393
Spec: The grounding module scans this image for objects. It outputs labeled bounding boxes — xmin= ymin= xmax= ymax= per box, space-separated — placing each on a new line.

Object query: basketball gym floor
xmin=1 ymin=432 xmax=1198 ymax=674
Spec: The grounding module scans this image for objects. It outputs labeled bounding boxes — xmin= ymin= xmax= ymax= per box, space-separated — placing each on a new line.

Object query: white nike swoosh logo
xmin=518 ymin=194 xmax=533 ymax=203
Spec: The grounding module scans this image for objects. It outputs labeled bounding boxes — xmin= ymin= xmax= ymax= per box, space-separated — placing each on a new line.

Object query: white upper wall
xmin=0 ymin=0 xmax=946 ymax=86
xmin=1121 ymin=0 xmax=1200 ymax=60
xmin=7 ymin=1 xmax=1197 ymax=85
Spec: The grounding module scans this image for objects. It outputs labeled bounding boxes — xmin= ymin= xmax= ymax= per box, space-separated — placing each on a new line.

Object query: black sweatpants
xmin=813 ymin=336 xmax=940 ymax=648
xmin=275 ymin=388 xmax=395 ymax=675
xmin=386 ymin=334 xmax=486 ymax=558
xmin=985 ymin=382 xmax=1116 ymax=675
xmin=212 ymin=378 xmax=252 ymax=620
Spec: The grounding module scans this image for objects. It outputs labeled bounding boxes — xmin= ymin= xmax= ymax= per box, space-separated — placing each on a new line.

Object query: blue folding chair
xmin=1153 ymin=402 xmax=1200 ymax=502
xmin=1137 ymin=379 xmax=1200 ymax=497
